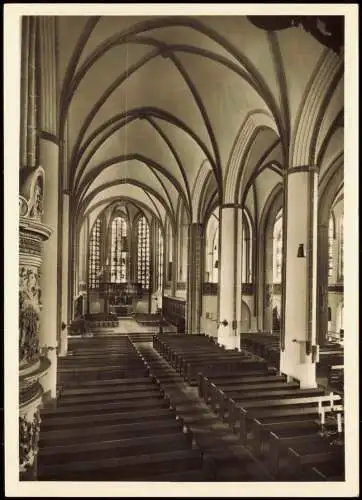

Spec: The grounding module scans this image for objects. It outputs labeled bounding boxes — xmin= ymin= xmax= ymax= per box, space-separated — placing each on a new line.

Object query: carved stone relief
xmin=28 ymin=177 xmax=44 ymax=221
xmin=19 ymin=410 xmax=41 ymax=473
xmin=19 ymin=266 xmax=41 ymax=363
xmin=19 ymin=166 xmax=45 ymax=222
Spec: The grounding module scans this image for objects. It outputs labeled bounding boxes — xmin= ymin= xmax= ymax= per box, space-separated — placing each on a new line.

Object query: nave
xmin=12 ymin=10 xmax=358 ymax=493
xmin=36 ymin=324 xmax=344 ymax=482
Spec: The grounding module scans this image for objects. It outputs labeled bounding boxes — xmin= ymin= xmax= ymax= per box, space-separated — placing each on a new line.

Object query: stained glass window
xmin=157 ymin=226 xmax=164 ymax=291
xmin=137 ymin=216 xmax=150 ymax=289
xmin=88 ymin=218 xmax=101 ymax=289
xmin=273 ymin=209 xmax=283 ymax=284
xmin=110 ymin=216 xmax=127 ymax=283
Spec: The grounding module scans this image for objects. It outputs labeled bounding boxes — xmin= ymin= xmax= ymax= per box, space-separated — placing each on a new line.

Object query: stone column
xmin=218 ymin=206 xmax=243 ymax=349
xmin=36 ymin=15 xmax=59 ymax=398
xmin=280 ymin=167 xmax=319 ymax=389
xmin=187 ymin=223 xmax=203 ymax=333
xmin=171 ymin=226 xmax=177 ymax=296
xmin=38 ymin=137 xmax=59 ymax=401
xmin=59 ymin=191 xmax=70 ymax=356
xmin=317 ymin=223 xmax=329 ymax=345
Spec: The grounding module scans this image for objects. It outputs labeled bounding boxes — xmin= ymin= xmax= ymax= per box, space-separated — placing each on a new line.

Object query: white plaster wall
xmin=328 ymin=291 xmax=344 ymax=333
xmin=200 ymin=295 xmax=218 ymax=338
xmin=175 ymin=289 xmax=187 ymax=300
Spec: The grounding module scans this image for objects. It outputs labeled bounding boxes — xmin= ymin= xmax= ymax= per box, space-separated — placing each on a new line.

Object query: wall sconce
xmin=297 ymin=243 xmax=306 ymax=258
xmin=217 ymin=319 xmax=228 ymax=327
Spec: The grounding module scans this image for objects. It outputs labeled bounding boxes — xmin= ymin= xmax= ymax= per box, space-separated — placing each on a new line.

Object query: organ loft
xmin=4 ymin=6 xmax=359 ymax=496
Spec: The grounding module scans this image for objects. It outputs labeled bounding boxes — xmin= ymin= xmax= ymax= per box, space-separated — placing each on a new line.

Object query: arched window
xmin=242 ymin=210 xmax=253 ymax=283
xmin=137 ymin=216 xmax=150 ymax=289
xmin=328 ymin=215 xmax=335 ymax=279
xmin=88 ymin=218 xmax=101 ymax=289
xmin=111 ymin=216 xmax=128 ymax=283
xmin=272 ymin=209 xmax=283 ymax=283
xmin=204 ymin=212 xmax=219 ymax=283
xmin=157 ymin=226 xmax=164 ymax=291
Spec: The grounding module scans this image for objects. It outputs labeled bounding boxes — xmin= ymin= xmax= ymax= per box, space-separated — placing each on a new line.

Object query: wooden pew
xmin=208 ymin=380 xmax=301 ymax=416
xmin=228 ymin=391 xmax=341 ymax=442
xmin=39 ymin=416 xmax=186 ymax=447
xmin=237 ymin=393 xmax=342 ymax=446
xmin=308 ymin=458 xmax=345 ymax=481
xmin=185 ymin=358 xmax=268 ymax=385
xmin=42 ymin=393 xmax=170 ymax=418
xmin=328 ymin=364 xmax=344 ymax=392
xmin=58 ymin=376 xmax=155 ymax=395
xmin=60 ymin=380 xmax=159 ymax=397
xmin=39 ymin=430 xmax=196 ymax=468
xmin=39 ymin=448 xmax=205 ymax=481
xmin=250 ymin=413 xmax=342 ymax=457
xmin=286 ymin=437 xmax=344 ymax=479
xmin=58 ymin=366 xmax=150 ymax=384
xmin=198 ymin=372 xmax=286 ymax=400
xmin=41 ymin=398 xmax=174 ymax=429
xmin=266 ymin=415 xmax=344 ymax=474
xmin=177 ymin=349 xmax=253 ymax=371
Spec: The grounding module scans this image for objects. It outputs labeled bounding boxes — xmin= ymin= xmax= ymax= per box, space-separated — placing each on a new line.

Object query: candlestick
xmin=320 ymin=408 xmax=325 ymax=425
xmin=337 ymin=413 xmax=342 ymax=433
xmin=330 ymin=392 xmax=334 ymax=410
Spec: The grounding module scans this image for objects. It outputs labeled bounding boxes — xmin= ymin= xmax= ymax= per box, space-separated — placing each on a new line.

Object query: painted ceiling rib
xmin=73 ymin=114 xmax=137 ymax=190
xmin=146 ymin=163 xmax=177 ymax=222
xmin=146 ymin=116 xmax=192 ymax=214
xmin=143 ymin=189 xmax=165 ymax=229
xmin=64 ymin=23 xmax=284 ymax=165
xmin=316 ymin=110 xmax=344 ymax=167
xmin=59 ymin=16 xmax=100 ymax=137
xmin=72 ymin=107 xmax=217 ymax=191
xmin=169 ymin=53 xmax=222 ymax=192
xmin=76 ymin=154 xmax=188 ymax=206
xmin=267 ymin=31 xmax=290 ymax=151
xmin=67 ymin=17 xmax=255 ymax=104
xmin=78 ymin=179 xmax=174 ymax=225
xmin=69 ymin=43 xmax=241 ymax=187
xmin=68 ymin=47 xmax=162 ymax=177
xmin=83 ymin=196 xmax=163 ymax=229
xmin=309 ymin=66 xmax=344 ymax=167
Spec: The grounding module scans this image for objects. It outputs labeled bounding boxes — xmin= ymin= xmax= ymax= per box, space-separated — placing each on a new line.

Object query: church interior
xmin=13 ymin=12 xmax=356 ymax=488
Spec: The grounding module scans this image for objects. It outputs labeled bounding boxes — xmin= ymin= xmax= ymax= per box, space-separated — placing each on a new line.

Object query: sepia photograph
xmin=4 ymin=3 xmax=359 ymax=498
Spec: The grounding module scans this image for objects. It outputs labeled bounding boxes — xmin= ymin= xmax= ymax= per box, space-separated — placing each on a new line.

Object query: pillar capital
xmin=286 ymin=165 xmax=319 ymax=175
xmin=220 ymin=203 xmax=244 ymax=210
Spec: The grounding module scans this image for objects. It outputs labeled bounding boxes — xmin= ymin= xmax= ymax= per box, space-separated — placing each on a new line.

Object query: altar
xmin=99 ymin=281 xmax=144 ymax=317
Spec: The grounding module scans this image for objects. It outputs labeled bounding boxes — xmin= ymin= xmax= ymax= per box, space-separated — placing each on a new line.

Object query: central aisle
xmin=135 ymin=341 xmax=272 ymax=481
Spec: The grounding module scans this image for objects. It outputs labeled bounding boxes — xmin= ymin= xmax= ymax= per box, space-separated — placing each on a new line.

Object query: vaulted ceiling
xmin=55 ymin=15 xmax=344 ymax=231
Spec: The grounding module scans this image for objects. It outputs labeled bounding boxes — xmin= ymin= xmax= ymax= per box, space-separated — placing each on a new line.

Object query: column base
xmin=39 ymin=348 xmax=58 ymax=399
xmin=218 ymin=327 xmax=238 ymax=350
xmin=20 ymin=460 xmax=37 ymax=481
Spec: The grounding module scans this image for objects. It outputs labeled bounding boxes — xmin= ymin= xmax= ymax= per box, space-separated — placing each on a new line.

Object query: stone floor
xmin=89 ymin=318 xmax=177 ymax=335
